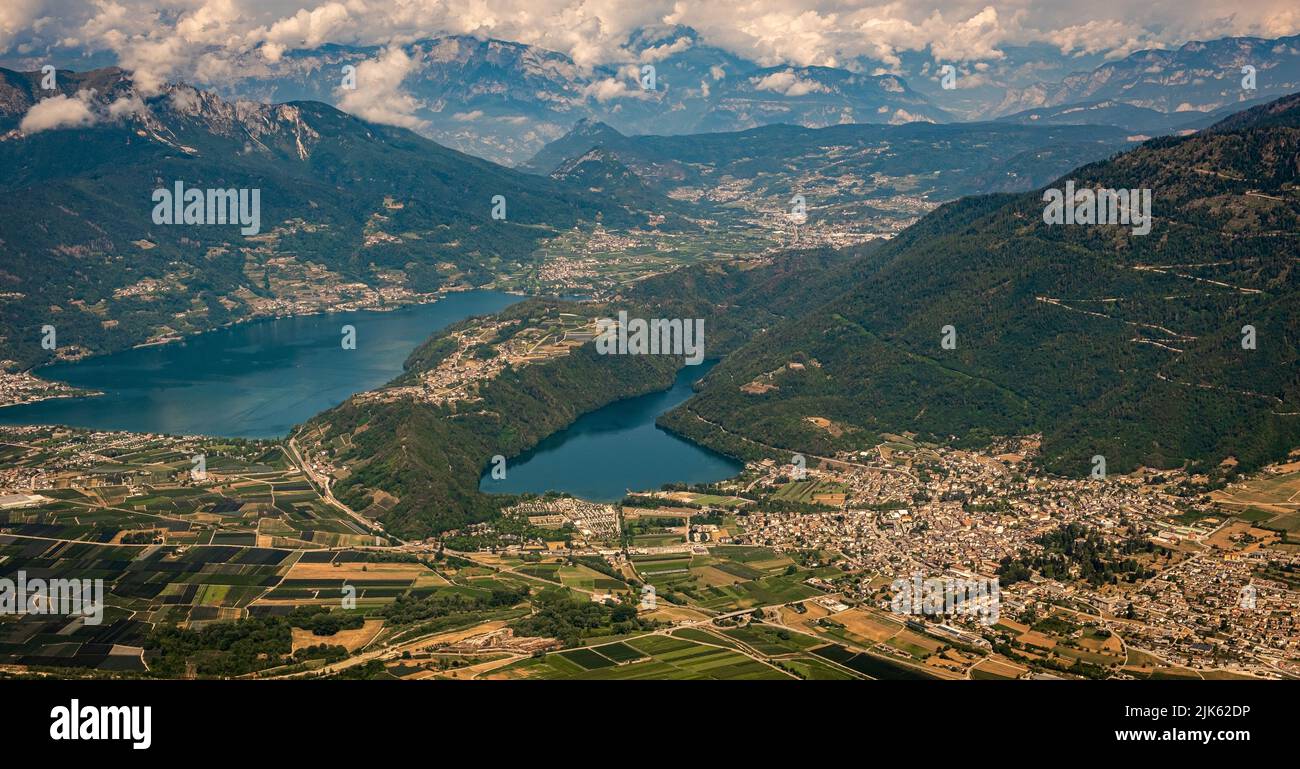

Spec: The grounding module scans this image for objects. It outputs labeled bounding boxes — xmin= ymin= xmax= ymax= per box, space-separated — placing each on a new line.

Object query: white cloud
xmin=0 ymin=0 xmax=43 ymax=52
xmin=751 ymin=70 xmax=826 ymax=96
xmin=639 ymin=35 xmax=692 ymax=62
xmin=106 ymin=93 xmax=145 ymax=117
xmin=1047 ymin=19 xmax=1149 ymax=57
xmin=168 ymin=86 xmax=201 ymax=113
xmin=17 ymin=82 xmax=153 ymax=135
xmin=581 ymin=76 xmax=651 ymax=102
xmin=888 ymin=107 xmax=933 ymax=124
xmin=256 ymin=1 xmax=358 ymax=61
xmin=334 ymin=44 xmax=427 ymax=130
xmin=4 ymin=0 xmax=1300 ymax=93
xmin=20 ymin=90 xmax=98 ymax=133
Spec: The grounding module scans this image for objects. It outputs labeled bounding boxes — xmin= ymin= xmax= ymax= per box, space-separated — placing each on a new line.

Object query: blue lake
xmin=0 ymin=290 xmax=523 ymax=438
xmin=480 ymin=360 xmax=743 ymax=501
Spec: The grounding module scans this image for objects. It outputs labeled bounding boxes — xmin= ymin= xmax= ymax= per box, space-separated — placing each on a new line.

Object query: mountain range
xmin=183 ymin=29 xmax=1300 ymax=165
xmin=0 ymin=66 xmax=671 ymax=368
xmin=300 ymin=91 xmax=1300 ymax=537
xmin=991 ymin=36 xmax=1300 ymax=118
xmin=217 ymin=28 xmax=946 ymax=165
xmin=523 ymin=116 xmax=1134 ymax=198
xmin=2 ymin=52 xmax=1298 ymax=538
xmin=662 ymin=93 xmax=1300 ymax=480
xmin=0 ymin=62 xmax=1154 ymax=370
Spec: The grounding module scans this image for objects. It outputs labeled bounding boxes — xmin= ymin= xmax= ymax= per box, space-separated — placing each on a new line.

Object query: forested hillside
xmin=0 ymin=68 xmax=671 ymax=368
xmin=663 ymin=92 xmax=1300 ymax=478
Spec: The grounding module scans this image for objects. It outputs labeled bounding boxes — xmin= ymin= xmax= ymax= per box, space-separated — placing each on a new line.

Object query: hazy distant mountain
xmin=21 ymin=29 xmax=1300 ymax=167
xmin=992 ymin=97 xmax=1280 ymax=136
xmin=521 ymin=117 xmax=1136 ymax=235
xmin=222 ymin=37 xmax=592 ymax=166
xmin=890 ymin=44 xmax=1115 ymax=122
xmin=696 ymin=64 xmax=948 ymax=131
xmin=212 ymin=31 xmax=1300 ymax=162
xmin=207 ymin=30 xmax=949 ymax=165
xmin=991 ymin=36 xmax=1300 ymax=118
xmin=520 ymin=118 xmax=626 ymax=175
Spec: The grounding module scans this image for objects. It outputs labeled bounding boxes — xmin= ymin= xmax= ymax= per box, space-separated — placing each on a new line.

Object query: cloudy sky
xmin=3 ymin=0 xmax=1298 ymax=92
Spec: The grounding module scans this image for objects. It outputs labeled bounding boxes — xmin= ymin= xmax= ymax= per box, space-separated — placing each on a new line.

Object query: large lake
xmin=481 ymin=361 xmax=743 ymax=501
xmin=0 ymin=290 xmax=523 ymax=438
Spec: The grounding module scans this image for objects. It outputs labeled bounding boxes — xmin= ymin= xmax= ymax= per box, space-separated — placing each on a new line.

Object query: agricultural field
xmin=499 ymin=633 xmax=793 ymax=680
xmin=0 ymin=429 xmax=386 ymax=549
xmin=0 ymin=535 xmax=298 ymax=671
xmin=511 ymin=559 xmax=630 ymax=594
xmin=0 ymin=529 xmax=496 ymax=674
xmin=1212 ymin=466 xmax=1300 ymax=535
xmin=504 ymin=615 xmax=961 ymax=681
xmin=629 ymin=545 xmax=823 ymax=611
xmin=720 ymin=621 xmax=820 ymax=656
xmin=771 ymin=479 xmax=848 ymax=506
xmin=809 ymin=643 xmax=941 ymax=680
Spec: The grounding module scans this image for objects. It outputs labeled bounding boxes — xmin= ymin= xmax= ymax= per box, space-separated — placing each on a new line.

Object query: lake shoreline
xmin=0 ymin=290 xmax=527 ymax=437
xmin=479 ymin=360 xmax=744 ymax=501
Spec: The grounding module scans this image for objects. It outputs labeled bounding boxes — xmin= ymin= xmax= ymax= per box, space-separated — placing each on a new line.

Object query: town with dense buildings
xmin=0 ymin=368 xmax=90 ymax=408
xmin=404 ymin=428 xmax=1300 ymax=680
xmin=4 ymin=385 xmax=1297 ymax=682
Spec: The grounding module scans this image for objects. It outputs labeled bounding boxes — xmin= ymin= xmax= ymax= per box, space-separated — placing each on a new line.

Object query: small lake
xmin=480 ymin=361 xmax=743 ymax=501
xmin=0 ymin=290 xmax=523 ymax=438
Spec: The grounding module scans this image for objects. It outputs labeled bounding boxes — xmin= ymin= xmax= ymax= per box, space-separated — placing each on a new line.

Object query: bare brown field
xmin=1019 ymin=630 xmax=1058 ymax=650
xmin=888 ymin=629 xmax=944 ymax=657
xmin=995 ymin=618 xmax=1030 ymax=634
xmin=777 ymin=608 xmax=850 ymax=644
xmin=778 ymin=601 xmax=830 ymax=633
xmin=286 ymin=561 xmax=434 ymax=582
xmin=833 ymin=608 xmax=904 ymax=643
xmin=643 ymin=605 xmax=711 ymax=623
xmin=291 ymin=618 xmax=384 ymax=653
xmin=1120 ymin=647 xmax=1203 ymax=679
xmin=691 ymin=565 xmax=748 ymax=588
xmin=1207 ymin=520 xmax=1281 ymax=550
xmin=1079 ymin=633 xmax=1125 ymax=655
xmin=926 ymin=648 xmax=980 ymax=674
xmin=476 ymin=655 xmax=536 ymax=680
xmin=971 ymin=657 xmax=1028 ymax=679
